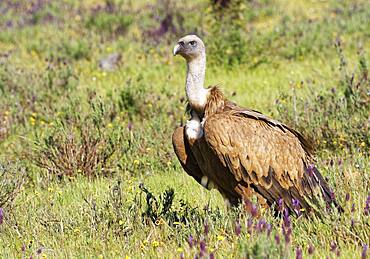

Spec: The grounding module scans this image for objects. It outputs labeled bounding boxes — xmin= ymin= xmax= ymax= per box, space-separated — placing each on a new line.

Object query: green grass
xmin=0 ymin=0 xmax=369 ymax=258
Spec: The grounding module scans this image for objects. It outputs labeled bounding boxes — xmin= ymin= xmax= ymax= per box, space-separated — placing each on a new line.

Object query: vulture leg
xmin=172 ymin=126 xmax=205 ymax=186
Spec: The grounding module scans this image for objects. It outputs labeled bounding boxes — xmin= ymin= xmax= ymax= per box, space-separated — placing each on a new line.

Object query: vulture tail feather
xmin=306 ymin=166 xmax=344 ymax=213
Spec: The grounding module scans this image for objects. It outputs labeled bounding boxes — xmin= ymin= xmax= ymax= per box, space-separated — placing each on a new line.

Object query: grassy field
xmin=0 ymin=0 xmax=369 ymax=258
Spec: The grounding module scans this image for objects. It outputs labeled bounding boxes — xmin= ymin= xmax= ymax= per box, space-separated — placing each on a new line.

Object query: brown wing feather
xmin=172 ymin=126 xmax=245 ymax=205
xmin=172 ymin=126 xmax=204 ymax=185
xmin=203 ymin=109 xmax=336 ymax=214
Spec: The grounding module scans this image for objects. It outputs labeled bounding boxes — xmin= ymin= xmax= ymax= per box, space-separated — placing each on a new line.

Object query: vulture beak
xmin=173 ymin=44 xmax=181 ymax=56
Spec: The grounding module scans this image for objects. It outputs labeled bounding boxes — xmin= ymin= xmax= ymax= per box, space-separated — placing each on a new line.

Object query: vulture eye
xmin=189 ymin=41 xmax=197 ymax=46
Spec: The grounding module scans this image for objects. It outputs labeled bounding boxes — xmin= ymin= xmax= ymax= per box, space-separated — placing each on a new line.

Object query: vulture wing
xmin=172 ymin=126 xmax=206 ymax=187
xmin=203 ymin=108 xmax=336 ymax=213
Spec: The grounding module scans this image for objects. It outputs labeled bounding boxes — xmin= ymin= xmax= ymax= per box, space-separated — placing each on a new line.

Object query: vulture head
xmin=173 ymin=34 xmax=205 ymax=61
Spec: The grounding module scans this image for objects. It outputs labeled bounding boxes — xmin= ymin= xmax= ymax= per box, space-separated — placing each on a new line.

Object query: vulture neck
xmin=185 ymin=54 xmax=208 ymax=114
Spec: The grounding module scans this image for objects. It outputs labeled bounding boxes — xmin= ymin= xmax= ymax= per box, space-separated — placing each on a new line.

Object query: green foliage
xmin=205 ymin=0 xmax=369 ymax=68
xmin=85 ymin=0 xmax=132 ymax=37
xmin=205 ymin=0 xmax=250 ymax=66
xmin=275 ymin=41 xmax=369 ymax=152
xmin=58 ymin=39 xmax=91 ymax=60
xmin=0 ymin=0 xmax=369 ymax=257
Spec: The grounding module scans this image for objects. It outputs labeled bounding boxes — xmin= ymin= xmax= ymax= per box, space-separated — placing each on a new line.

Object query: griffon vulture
xmin=172 ymin=35 xmax=341 ymax=215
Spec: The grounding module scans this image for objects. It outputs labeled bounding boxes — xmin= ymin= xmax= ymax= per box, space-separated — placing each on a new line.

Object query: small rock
xmin=99 ymin=53 xmax=122 ymax=71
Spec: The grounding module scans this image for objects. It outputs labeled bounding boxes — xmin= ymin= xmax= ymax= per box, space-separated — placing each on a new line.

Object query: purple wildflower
xmin=204 ymin=221 xmax=209 ymax=236
xmin=351 ymin=219 xmax=355 ymax=228
xmin=266 ymin=223 xmax=272 ymax=237
xmin=330 ymin=241 xmax=337 ymax=252
xmin=292 ymin=199 xmax=301 ymax=215
xmin=180 ymin=253 xmax=184 ymax=259
xmin=329 ymin=190 xmax=335 ymax=201
xmin=247 ymin=218 xmax=253 ymax=234
xmin=199 ymin=240 xmax=206 ymax=256
xmin=21 ymin=244 xmax=26 ymax=252
xmin=362 ymin=244 xmax=368 ymax=259
xmin=255 ymin=219 xmax=266 ymax=233
xmin=364 ymin=196 xmax=370 ymax=216
xmin=235 ymin=220 xmax=241 ymax=236
xmin=338 ymin=159 xmax=342 ymax=166
xmin=306 ymin=164 xmax=315 ymax=177
xmin=345 ymin=193 xmax=350 ymax=202
xmin=308 ymin=244 xmax=315 ymax=255
xmin=0 ymin=208 xmax=3 ymax=225
xmin=127 ymin=121 xmax=133 ymax=131
xmin=351 ymin=203 xmax=356 ymax=213
xmin=209 ymin=252 xmax=215 ymax=259
xmin=278 ymin=198 xmax=284 ymax=212
xmin=251 ymin=204 xmax=258 ymax=218
xmin=188 ymin=235 xmax=194 ymax=248
xmin=282 ymin=209 xmax=292 ymax=244
xmin=296 ymin=247 xmax=302 ymax=259
xmin=283 ymin=209 xmax=291 ymax=228
xmin=275 ymin=233 xmax=280 ymax=245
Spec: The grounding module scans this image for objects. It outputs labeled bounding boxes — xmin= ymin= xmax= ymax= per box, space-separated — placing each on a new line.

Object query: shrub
xmin=32 ymin=97 xmax=125 ymax=178
xmin=0 ymin=162 xmax=26 ymax=208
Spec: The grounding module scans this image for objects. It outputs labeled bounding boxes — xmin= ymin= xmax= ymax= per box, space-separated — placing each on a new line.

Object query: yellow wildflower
xmin=107 ymin=123 xmax=113 ymax=128
xmin=119 ymin=220 xmax=124 ymax=226
xmin=133 ymin=160 xmax=140 ymax=165
xmin=152 ymin=241 xmax=159 ymax=248
xmin=29 ymin=117 xmax=36 ymax=125
xmin=360 ymin=142 xmax=366 ymax=147
xmin=177 ymin=248 xmax=184 ymax=253
xmin=217 ymin=235 xmax=225 ymax=241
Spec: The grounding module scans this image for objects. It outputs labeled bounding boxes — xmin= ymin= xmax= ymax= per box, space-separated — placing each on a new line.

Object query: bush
xmin=32 ymin=97 xmax=125 ymax=178
xmin=0 ymin=162 xmax=26 ymax=208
